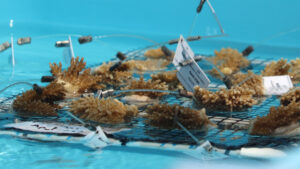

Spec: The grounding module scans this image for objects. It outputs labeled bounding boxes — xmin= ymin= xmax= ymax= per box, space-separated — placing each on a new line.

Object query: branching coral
xmin=50 ymin=57 xmax=104 ymax=97
xmin=151 ymin=71 xmax=183 ymax=90
xmin=289 ymin=58 xmax=300 ymax=84
xmin=250 ymin=102 xmax=300 ymax=136
xmin=280 ymin=88 xmax=300 ymax=106
xmin=208 ymin=48 xmax=250 ymax=79
xmin=261 ymin=59 xmax=291 ymax=76
xmin=230 ymin=71 xmax=264 ymax=96
xmin=69 ymin=97 xmax=138 ymax=124
xmin=12 ymin=82 xmax=65 ymax=116
xmin=194 ymin=86 xmax=257 ymax=111
xmin=122 ymin=77 xmax=168 ymax=98
xmin=145 ymin=104 xmax=213 ymax=129
xmin=93 ymin=61 xmax=133 ymax=87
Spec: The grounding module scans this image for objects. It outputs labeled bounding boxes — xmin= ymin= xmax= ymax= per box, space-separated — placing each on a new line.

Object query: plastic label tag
xmin=63 ymin=36 xmax=75 ymax=64
xmin=173 ymin=35 xmax=210 ymax=92
xmin=263 ymin=75 xmax=293 ymax=95
xmin=4 ymin=122 xmax=91 ymax=136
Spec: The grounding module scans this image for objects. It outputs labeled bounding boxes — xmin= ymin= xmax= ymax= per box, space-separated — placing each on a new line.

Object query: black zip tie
xmin=78 ymin=36 xmax=93 ymax=44
xmin=168 ymin=36 xmax=201 ymax=45
xmin=197 ymin=0 xmax=207 ymax=13
xmin=116 ymin=52 xmax=127 ymax=61
xmin=242 ymin=45 xmax=254 ymax=57
xmin=55 ymin=40 xmax=70 ymax=47
xmin=33 ymin=84 xmax=43 ymax=95
xmin=0 ymin=42 xmax=11 ymax=52
xmin=223 ymin=76 xmax=232 ymax=89
xmin=41 ymin=76 xmax=55 ymax=83
xmin=17 ymin=37 xmax=31 ymax=45
xmin=109 ymin=61 xmax=122 ymax=72
xmin=161 ymin=46 xmax=172 ymax=57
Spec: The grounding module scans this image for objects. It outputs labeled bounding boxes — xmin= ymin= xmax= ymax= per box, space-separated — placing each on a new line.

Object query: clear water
xmin=0 ymin=0 xmax=300 ymax=168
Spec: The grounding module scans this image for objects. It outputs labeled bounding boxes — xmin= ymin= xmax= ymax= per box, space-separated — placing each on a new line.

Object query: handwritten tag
xmin=263 ymin=75 xmax=293 ymax=95
xmin=173 ymin=35 xmax=210 ymax=92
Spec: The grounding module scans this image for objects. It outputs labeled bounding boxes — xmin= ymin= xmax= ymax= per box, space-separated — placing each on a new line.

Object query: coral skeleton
xmin=145 ymin=104 xmax=213 ymax=129
xmin=194 ymin=86 xmax=257 ymax=111
xmin=50 ymin=57 xmax=103 ymax=97
xmin=280 ymin=88 xmax=300 ymax=106
xmin=69 ymin=97 xmax=138 ymax=124
xmin=150 ymin=71 xmax=183 ymax=90
xmin=261 ymin=59 xmax=291 ymax=76
xmin=12 ymin=82 xmax=65 ymax=116
xmin=230 ymin=71 xmax=264 ymax=96
xmin=250 ymin=102 xmax=300 ymax=136
xmin=208 ymin=48 xmax=250 ymax=79
xmin=122 ymin=77 xmax=168 ymax=98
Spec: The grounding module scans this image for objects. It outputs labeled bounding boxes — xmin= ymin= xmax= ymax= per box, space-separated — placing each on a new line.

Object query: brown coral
xmin=194 ymin=86 xmax=257 ymax=111
xmin=145 ymin=104 xmax=213 ymax=129
xmin=261 ymin=59 xmax=291 ymax=76
xmin=230 ymin=71 xmax=264 ymax=96
xmin=12 ymin=82 xmax=65 ymax=116
xmin=93 ymin=61 xmax=133 ymax=87
xmin=50 ymin=57 xmax=104 ymax=97
xmin=208 ymin=48 xmax=250 ymax=79
xmin=280 ymin=88 xmax=300 ymax=106
xmin=250 ymin=102 xmax=300 ymax=136
xmin=69 ymin=97 xmax=138 ymax=124
xmin=151 ymin=71 xmax=183 ymax=90
xmin=122 ymin=77 xmax=168 ymax=98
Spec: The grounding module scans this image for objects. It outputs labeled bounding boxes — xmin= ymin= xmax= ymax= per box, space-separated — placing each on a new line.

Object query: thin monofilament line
xmin=188 ymin=14 xmax=199 ymax=37
xmin=33 ymin=34 xmax=82 ymax=40
xmin=93 ymin=34 xmax=160 ymax=45
xmin=114 ymin=89 xmax=179 ymax=95
xmin=206 ymin=0 xmax=224 ymax=34
xmin=0 ymin=82 xmax=33 ymax=95
xmin=175 ymin=119 xmax=203 ymax=145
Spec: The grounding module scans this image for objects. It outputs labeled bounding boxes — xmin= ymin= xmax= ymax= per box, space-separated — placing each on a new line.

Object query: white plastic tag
xmin=173 ymin=35 xmax=210 ymax=92
xmin=4 ymin=121 xmax=91 ymax=136
xmin=263 ymin=75 xmax=293 ymax=95
xmin=63 ymin=36 xmax=75 ymax=64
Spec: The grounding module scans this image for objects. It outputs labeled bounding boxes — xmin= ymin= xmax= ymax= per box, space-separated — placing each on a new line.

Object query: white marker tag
xmin=63 ymin=36 xmax=75 ymax=64
xmin=173 ymin=35 xmax=210 ymax=92
xmin=4 ymin=121 xmax=91 ymax=136
xmin=263 ymin=75 xmax=293 ymax=95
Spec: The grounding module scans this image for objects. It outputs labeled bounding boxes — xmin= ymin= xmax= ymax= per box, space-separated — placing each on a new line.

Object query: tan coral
xmin=122 ymin=77 xmax=168 ymax=98
xmin=12 ymin=82 xmax=65 ymax=116
xmin=144 ymin=47 xmax=174 ymax=60
xmin=261 ymin=59 xmax=291 ymax=76
xmin=194 ymin=86 xmax=257 ymax=111
xmin=250 ymin=102 xmax=300 ymax=136
xmin=207 ymin=48 xmax=250 ymax=79
xmin=145 ymin=104 xmax=213 ymax=129
xmin=289 ymin=58 xmax=300 ymax=84
xmin=151 ymin=71 xmax=183 ymax=90
xmin=50 ymin=57 xmax=104 ymax=97
xmin=280 ymin=88 xmax=300 ymax=106
xmin=93 ymin=61 xmax=133 ymax=86
xmin=126 ymin=59 xmax=170 ymax=71
xmin=230 ymin=71 xmax=264 ymax=96
xmin=69 ymin=97 xmax=138 ymax=124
